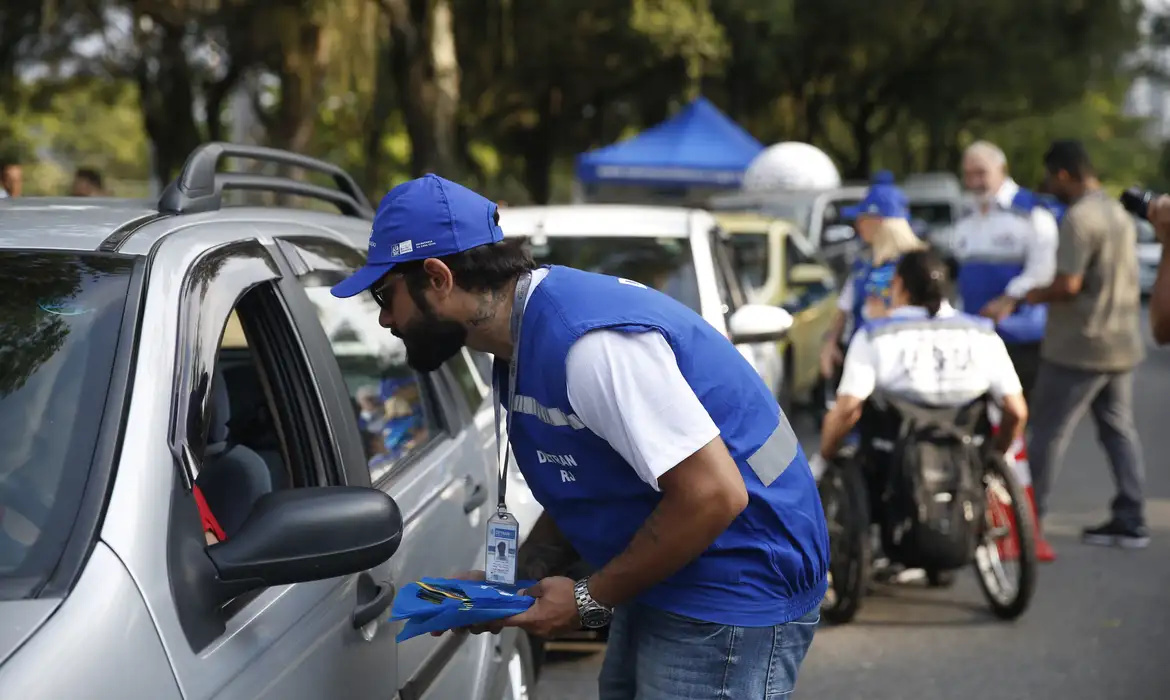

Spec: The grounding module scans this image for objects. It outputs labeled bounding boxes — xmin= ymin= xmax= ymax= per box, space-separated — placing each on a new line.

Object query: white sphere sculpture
xmin=741 ymin=142 xmax=842 ymax=192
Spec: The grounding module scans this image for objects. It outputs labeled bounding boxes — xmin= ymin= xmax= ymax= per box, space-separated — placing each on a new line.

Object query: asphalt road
xmin=536 ymin=317 xmax=1170 ymax=700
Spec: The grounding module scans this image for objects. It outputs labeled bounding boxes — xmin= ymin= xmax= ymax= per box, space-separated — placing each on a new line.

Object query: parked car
xmin=0 ymin=143 xmax=535 ymax=700
xmin=710 ymin=186 xmax=865 ymax=282
xmin=1136 ymin=215 xmax=1160 ymax=297
xmin=710 ymin=173 xmax=965 ymax=284
xmin=713 ymin=211 xmax=839 ymax=411
xmin=496 ymin=204 xmax=795 ymax=400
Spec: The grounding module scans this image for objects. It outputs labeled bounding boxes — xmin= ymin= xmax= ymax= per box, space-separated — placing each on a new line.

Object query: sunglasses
xmin=369 ymin=274 xmax=399 ymax=309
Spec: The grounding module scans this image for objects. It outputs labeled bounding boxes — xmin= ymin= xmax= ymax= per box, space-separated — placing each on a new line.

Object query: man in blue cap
xmin=332 ymin=174 xmax=828 ymax=699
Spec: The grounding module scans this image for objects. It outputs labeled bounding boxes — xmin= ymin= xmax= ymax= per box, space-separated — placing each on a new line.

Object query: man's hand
xmin=979 ymin=296 xmax=1017 ymax=323
xmin=820 ymin=342 xmax=843 ymax=378
xmin=1148 ymin=195 xmax=1170 ymax=243
xmin=503 ymin=576 xmax=580 ymax=638
xmin=428 ymin=570 xmax=507 ymax=637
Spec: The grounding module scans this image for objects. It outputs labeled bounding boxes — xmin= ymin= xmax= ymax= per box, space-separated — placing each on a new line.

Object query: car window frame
xmin=167 ymin=238 xmax=349 ymax=650
xmin=275 ymin=236 xmax=455 ymax=488
xmin=709 ymin=227 xmax=749 ymax=323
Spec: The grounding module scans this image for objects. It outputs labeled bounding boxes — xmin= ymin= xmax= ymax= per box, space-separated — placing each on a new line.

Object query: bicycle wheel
xmin=972 ymin=452 xmax=1037 ymax=620
xmin=819 ymin=457 xmax=871 ymax=624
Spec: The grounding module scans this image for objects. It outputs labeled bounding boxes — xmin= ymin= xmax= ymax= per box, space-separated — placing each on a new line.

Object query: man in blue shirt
xmin=332 ymin=175 xmax=829 ymax=699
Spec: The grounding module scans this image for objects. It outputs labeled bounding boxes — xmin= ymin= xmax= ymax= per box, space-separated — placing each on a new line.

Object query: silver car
xmin=0 ymin=144 xmax=536 ymax=700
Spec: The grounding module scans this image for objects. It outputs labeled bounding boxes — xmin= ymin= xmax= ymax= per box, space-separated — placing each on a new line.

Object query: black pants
xmin=1005 ymin=342 xmax=1041 ymax=405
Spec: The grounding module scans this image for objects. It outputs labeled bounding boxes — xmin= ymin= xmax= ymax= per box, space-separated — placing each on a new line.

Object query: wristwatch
xmin=573 ymin=577 xmax=613 ymax=629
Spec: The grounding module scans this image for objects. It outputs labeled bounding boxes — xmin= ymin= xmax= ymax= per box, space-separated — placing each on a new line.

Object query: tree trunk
xmin=134 ymin=17 xmax=203 ymax=186
xmin=847 ymin=103 xmax=875 ymax=179
xmin=522 ymin=88 xmax=560 ymax=204
xmin=387 ymin=0 xmax=462 ymax=179
xmin=363 ymin=33 xmax=397 ymax=194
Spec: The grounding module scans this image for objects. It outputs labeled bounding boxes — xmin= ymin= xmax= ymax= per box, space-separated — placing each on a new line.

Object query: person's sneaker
xmin=1081 ymin=520 xmax=1150 ymax=549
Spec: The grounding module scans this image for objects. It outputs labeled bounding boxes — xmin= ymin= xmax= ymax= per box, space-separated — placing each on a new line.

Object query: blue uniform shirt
xmin=848 ymin=256 xmax=899 ymax=341
xmin=503 ymin=266 xmax=829 ymax=626
xmin=955 ymin=188 xmax=1051 ymax=345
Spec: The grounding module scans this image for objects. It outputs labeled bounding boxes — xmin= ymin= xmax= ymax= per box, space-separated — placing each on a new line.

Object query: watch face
xmin=581 ymin=608 xmax=611 ymax=629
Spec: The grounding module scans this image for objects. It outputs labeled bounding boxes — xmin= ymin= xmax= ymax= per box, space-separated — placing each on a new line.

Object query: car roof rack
xmin=158 ymin=142 xmax=375 ymax=220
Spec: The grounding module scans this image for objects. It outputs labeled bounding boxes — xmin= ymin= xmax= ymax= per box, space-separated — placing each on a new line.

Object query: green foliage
xmin=0 ymin=0 xmax=1160 ymax=202
xmin=1 ymin=77 xmax=149 ymax=195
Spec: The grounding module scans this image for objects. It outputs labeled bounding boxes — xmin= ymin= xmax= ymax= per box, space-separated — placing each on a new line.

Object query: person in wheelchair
xmin=810 ymin=251 xmax=1039 ymax=621
xmin=814 ymin=249 xmax=1028 ymax=469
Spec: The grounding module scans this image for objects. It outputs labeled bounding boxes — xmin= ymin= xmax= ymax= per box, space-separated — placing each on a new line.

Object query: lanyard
xmin=491 ymin=272 xmax=532 ymax=513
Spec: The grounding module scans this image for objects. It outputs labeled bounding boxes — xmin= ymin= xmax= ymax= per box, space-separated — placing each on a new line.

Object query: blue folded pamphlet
xmin=389 ymin=577 xmax=537 ymax=642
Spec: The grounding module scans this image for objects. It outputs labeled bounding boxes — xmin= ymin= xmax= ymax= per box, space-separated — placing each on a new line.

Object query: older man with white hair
xmin=952 ymin=140 xmax=1059 ymax=561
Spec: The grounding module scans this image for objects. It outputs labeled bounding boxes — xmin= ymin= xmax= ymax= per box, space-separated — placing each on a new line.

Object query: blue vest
xmin=504 ymin=266 xmax=828 ymax=626
xmin=956 ymin=189 xmax=1048 ymax=345
xmin=849 ymin=257 xmax=899 ymax=340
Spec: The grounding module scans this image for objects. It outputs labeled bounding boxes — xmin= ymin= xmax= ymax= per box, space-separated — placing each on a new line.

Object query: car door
xmin=780 ymin=228 xmax=838 ymax=395
xmin=270 ymin=230 xmax=497 ymax=700
xmin=707 ymin=227 xmax=784 ymax=396
xmin=812 ymin=194 xmax=865 ymax=282
xmin=107 ymin=229 xmax=398 ymax=700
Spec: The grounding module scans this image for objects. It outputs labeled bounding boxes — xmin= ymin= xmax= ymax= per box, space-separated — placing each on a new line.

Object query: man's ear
xmin=420 ymin=258 xmax=455 ymax=297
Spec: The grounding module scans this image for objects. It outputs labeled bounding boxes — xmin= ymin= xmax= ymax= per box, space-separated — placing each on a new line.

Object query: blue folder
xmin=389 ymin=578 xmax=538 ymax=642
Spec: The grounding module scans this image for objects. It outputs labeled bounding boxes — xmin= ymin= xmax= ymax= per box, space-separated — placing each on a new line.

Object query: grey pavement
xmin=536 ymin=315 xmax=1170 ymax=700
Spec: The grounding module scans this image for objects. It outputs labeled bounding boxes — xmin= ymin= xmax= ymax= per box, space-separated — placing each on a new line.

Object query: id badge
xmin=485 ymin=510 xmax=520 ymax=586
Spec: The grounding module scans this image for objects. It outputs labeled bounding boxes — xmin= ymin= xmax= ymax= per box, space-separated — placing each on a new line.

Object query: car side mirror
xmin=728 ymin=304 xmax=794 ymax=345
xmin=206 ymin=486 xmax=403 ymax=597
xmin=822 ymin=224 xmax=855 ymax=245
xmin=789 ymin=263 xmax=835 ymax=289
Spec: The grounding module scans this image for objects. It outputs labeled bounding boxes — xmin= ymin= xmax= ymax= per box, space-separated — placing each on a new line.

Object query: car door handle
xmin=463 ymin=479 xmax=488 ymax=513
xmin=353 ymin=572 xmax=396 ymax=630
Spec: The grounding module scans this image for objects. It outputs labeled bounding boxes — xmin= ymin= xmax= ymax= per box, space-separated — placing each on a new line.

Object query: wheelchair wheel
xmin=972 ymin=452 xmax=1037 ymax=620
xmin=818 ymin=456 xmax=871 ymax=625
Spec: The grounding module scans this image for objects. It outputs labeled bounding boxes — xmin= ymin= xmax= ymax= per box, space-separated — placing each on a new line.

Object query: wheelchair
xmin=817 ymin=392 xmax=1038 ymax=625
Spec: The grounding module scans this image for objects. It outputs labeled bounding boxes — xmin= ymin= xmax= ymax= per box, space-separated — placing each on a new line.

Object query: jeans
xmin=1027 ymin=361 xmax=1146 ymax=528
xmin=598 ymin=604 xmax=820 ymax=700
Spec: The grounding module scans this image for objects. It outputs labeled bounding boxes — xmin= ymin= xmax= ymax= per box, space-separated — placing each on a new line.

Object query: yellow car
xmin=714 ymin=212 xmax=839 ymax=411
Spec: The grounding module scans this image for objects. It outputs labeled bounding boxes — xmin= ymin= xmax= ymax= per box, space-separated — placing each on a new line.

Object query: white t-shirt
xmin=837 ymin=302 xmax=1022 ymax=406
xmin=523 ymin=269 xmax=720 ymax=491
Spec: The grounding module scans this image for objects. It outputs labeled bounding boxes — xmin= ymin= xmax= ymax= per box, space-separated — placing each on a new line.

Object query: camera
xmin=1120 ymin=187 xmax=1157 ymax=221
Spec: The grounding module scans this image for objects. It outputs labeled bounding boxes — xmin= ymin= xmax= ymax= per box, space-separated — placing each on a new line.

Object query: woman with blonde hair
xmin=819 ymin=172 xmax=927 ymax=381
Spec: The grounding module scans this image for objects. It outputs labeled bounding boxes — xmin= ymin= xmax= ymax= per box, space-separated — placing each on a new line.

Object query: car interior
xmin=195 ymin=304 xmax=296 ymax=540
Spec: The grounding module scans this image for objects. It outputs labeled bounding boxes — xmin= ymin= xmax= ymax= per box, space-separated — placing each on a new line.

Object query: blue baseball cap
xmin=842 ymin=173 xmax=910 ymax=220
xmin=331 ymin=174 xmax=504 ymax=298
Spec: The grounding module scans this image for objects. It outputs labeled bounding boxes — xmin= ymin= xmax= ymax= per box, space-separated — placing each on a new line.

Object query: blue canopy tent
xmin=575 ymin=97 xmax=764 ymax=189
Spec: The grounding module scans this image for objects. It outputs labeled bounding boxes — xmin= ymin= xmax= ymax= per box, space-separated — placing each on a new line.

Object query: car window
xmin=710 ymin=234 xmax=747 ymax=320
xmin=909 ymin=202 xmax=955 ymax=239
xmin=285 ymin=240 xmax=445 ymax=484
xmin=520 ymin=235 xmax=702 ymax=314
xmin=727 ymin=231 xmax=770 ymax=293
xmin=0 ymin=251 xmax=138 ymax=599
xmin=196 ymin=287 xmax=321 ymax=547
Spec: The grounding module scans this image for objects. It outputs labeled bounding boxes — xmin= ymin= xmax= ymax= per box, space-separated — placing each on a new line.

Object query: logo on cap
xmin=868 ymin=203 xmax=880 ymax=213
xmin=391 ymin=240 xmax=414 ymax=256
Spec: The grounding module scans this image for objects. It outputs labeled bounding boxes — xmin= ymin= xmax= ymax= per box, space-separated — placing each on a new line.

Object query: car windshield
xmin=727 ymin=232 xmax=770 ymax=292
xmin=521 ymin=235 xmax=702 ymax=313
xmin=0 ymin=251 xmax=136 ymax=599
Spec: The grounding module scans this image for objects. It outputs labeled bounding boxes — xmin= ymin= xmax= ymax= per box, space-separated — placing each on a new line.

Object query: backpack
xmin=863 ymin=395 xmax=988 ymax=571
